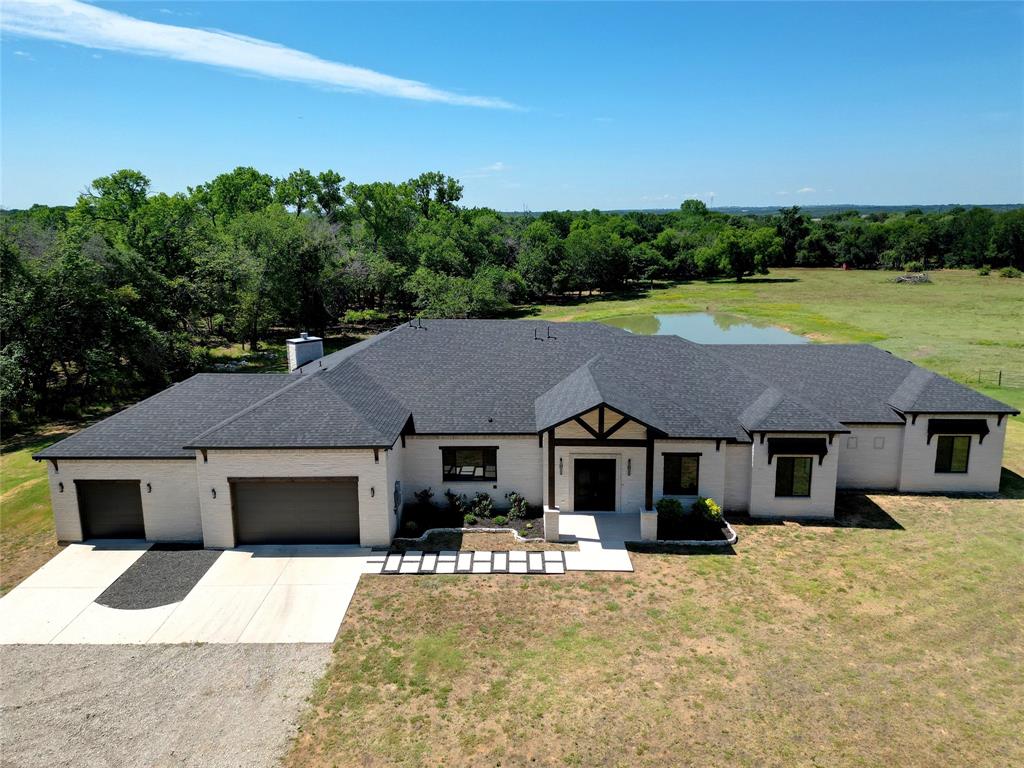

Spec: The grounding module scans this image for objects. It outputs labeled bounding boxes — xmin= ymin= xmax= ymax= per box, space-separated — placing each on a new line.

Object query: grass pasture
xmin=287 ymin=489 xmax=1024 ymax=768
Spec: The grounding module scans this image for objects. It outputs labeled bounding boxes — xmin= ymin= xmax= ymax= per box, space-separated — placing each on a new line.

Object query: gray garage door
xmin=76 ymin=480 xmax=146 ymax=539
xmin=231 ymin=478 xmax=360 ymax=545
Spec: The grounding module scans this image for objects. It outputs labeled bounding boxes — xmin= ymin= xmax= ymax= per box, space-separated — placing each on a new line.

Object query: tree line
xmin=2 ymin=166 xmax=1022 ymax=423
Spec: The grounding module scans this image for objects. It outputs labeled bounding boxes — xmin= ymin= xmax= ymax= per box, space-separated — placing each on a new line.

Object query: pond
xmin=604 ymin=312 xmax=808 ymax=344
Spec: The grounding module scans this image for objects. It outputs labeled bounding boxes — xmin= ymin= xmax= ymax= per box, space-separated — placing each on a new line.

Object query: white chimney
xmin=286 ymin=332 xmax=324 ymax=371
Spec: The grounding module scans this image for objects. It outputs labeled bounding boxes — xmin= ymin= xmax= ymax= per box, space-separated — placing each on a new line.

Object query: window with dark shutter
xmin=663 ymin=453 xmax=700 ymax=495
xmin=934 ymin=435 xmax=970 ymax=473
xmin=775 ymin=456 xmax=813 ymax=497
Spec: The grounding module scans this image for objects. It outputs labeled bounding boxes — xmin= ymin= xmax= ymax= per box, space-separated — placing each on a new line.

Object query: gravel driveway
xmin=0 ymin=643 xmax=330 ymax=768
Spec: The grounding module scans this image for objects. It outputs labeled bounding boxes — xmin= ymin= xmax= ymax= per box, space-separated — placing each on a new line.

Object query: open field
xmin=532 ymin=268 xmax=1024 ymax=413
xmin=0 ymin=429 xmax=72 ymax=595
xmin=287 ymin=479 xmax=1024 ymax=768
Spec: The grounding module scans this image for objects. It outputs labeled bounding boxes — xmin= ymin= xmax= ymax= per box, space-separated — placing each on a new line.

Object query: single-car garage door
xmin=231 ymin=478 xmax=360 ymax=545
xmin=76 ymin=480 xmax=146 ymax=539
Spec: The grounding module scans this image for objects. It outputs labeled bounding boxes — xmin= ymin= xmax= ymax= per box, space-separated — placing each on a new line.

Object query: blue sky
xmin=2 ymin=1 xmax=1022 ymax=210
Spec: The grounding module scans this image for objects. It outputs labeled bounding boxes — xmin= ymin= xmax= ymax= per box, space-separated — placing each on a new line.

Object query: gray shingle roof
xmin=36 ymin=321 xmax=1017 ymax=460
xmin=706 ymin=344 xmax=1017 ymax=421
xmin=34 ymin=374 xmax=295 ymax=459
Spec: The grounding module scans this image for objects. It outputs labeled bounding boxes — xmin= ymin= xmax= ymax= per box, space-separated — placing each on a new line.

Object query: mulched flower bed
xmin=397 ymin=504 xmax=544 ymax=539
xmin=657 ymin=513 xmax=731 ymax=541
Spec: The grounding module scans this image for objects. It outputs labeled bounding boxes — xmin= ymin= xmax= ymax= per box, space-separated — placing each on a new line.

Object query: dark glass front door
xmin=573 ymin=458 xmax=616 ymax=511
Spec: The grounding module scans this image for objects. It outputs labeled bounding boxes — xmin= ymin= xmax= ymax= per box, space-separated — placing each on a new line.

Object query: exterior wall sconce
xmin=370 ymin=486 xmax=375 ymax=497
xmin=146 ymin=483 xmax=152 ymax=493
xmin=58 ymin=482 xmax=64 ymax=493
xmin=627 ymin=458 xmax=632 ymax=476
xmin=211 ymin=488 xmax=217 ymax=499
xmin=558 ymin=457 xmax=563 ymax=475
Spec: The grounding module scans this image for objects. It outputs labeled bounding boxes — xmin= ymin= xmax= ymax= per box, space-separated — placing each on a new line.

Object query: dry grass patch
xmin=287 ymin=491 xmax=1023 ymax=768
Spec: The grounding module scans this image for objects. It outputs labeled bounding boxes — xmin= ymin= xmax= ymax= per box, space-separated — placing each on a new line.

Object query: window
xmin=775 ymin=456 xmax=812 ymax=497
xmin=847 ymin=436 xmax=858 ymax=449
xmin=663 ymin=453 xmax=700 ymax=495
xmin=873 ymin=436 xmax=885 ymax=450
xmin=442 ymin=447 xmax=497 ymax=481
xmin=934 ymin=435 xmax=970 ymax=473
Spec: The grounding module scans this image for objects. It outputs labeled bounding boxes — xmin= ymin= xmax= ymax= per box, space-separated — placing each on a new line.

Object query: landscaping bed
xmin=389 ymin=530 xmax=572 ymax=554
xmin=397 ymin=489 xmax=542 ymax=539
xmin=657 ymin=514 xmax=733 ymax=542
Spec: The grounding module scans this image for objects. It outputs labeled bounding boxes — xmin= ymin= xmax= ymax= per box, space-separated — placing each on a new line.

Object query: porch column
xmin=547 ymin=428 xmax=556 ymax=508
xmin=644 ymin=434 xmax=654 ymax=509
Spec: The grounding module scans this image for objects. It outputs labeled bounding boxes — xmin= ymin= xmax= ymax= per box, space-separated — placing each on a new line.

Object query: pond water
xmin=605 ymin=312 xmax=808 ymax=344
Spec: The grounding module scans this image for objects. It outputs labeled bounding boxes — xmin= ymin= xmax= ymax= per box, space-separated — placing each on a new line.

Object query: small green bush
xmin=903 ymin=261 xmax=924 ymax=273
xmin=470 ymin=492 xmax=494 ymax=518
xmin=493 ymin=515 xmax=508 ymax=526
xmin=656 ymin=497 xmax=685 ymax=517
xmin=978 ymin=265 xmax=992 ymax=276
xmin=463 ymin=513 xmax=478 ymax=526
xmin=505 ymin=491 xmax=529 ymax=520
xmin=524 ymin=522 xmax=534 ymax=530
xmin=413 ymin=488 xmax=435 ymax=508
xmin=692 ymin=496 xmax=723 ymax=523
xmin=342 ymin=308 xmax=389 ymax=324
xmin=402 ymin=520 xmax=420 ymax=535
xmin=998 ymin=266 xmax=1022 ymax=279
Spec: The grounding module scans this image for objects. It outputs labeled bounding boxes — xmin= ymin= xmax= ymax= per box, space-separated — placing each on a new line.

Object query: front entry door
xmin=573 ymin=459 xmax=616 ymax=511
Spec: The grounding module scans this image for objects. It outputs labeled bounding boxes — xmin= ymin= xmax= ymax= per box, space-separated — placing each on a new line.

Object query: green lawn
xmin=0 ymin=431 xmax=71 ymax=594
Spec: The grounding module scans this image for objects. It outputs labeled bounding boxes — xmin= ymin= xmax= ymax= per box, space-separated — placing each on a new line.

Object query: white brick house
xmin=36 ymin=321 xmax=1017 ymax=547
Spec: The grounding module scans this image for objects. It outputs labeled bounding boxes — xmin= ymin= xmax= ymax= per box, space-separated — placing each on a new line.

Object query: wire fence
xmin=976 ymin=370 xmax=1024 ymax=389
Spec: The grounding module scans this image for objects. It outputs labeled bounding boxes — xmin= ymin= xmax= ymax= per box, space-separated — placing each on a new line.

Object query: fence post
xmin=998 ymin=370 xmax=1002 ymax=387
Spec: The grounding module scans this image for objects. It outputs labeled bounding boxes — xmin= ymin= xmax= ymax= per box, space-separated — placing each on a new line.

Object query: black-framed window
xmin=442 ymin=447 xmax=497 ymax=481
xmin=663 ymin=453 xmax=700 ymax=495
xmin=934 ymin=435 xmax=970 ymax=473
xmin=775 ymin=456 xmax=812 ymax=497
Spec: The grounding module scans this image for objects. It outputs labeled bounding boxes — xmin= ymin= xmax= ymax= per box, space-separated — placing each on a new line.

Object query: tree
xmin=407 ymin=172 xmax=463 ymax=218
xmin=275 ymin=169 xmax=320 ymax=217
xmin=193 ymin=167 xmax=274 ymax=223
xmin=776 ymin=206 xmax=809 ymax=266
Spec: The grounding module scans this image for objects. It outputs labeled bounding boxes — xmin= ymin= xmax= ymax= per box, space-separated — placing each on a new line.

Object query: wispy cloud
xmin=13 ymin=49 xmax=34 ymax=59
xmin=463 ymin=161 xmax=508 ymax=178
xmin=796 ymin=186 xmax=816 ymax=194
xmin=1 ymin=0 xmax=516 ymax=109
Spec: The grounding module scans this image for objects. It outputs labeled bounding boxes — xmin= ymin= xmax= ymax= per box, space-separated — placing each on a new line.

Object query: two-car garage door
xmin=231 ymin=478 xmax=360 ymax=545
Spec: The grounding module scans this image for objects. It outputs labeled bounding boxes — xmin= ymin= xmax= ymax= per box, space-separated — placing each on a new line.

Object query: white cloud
xmin=796 ymin=186 xmax=816 ymax=194
xmin=1 ymin=0 xmax=516 ymax=108
xmin=13 ymin=49 xmax=34 ymax=58
xmin=463 ymin=161 xmax=508 ymax=178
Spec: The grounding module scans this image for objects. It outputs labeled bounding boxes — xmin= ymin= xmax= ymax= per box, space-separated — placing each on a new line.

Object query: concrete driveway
xmin=0 ymin=542 xmax=375 ymax=644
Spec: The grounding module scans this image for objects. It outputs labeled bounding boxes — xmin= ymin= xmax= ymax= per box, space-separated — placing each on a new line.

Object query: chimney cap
xmin=286 ymin=333 xmax=322 ymax=344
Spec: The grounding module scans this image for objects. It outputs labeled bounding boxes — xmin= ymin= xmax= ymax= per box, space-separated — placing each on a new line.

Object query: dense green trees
xmin=2 ymin=165 xmax=1022 ymax=423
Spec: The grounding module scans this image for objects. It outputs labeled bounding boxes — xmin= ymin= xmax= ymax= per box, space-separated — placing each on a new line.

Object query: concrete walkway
xmin=374 ymin=513 xmax=637 ymax=576
xmin=0 ymin=543 xmax=374 ymax=645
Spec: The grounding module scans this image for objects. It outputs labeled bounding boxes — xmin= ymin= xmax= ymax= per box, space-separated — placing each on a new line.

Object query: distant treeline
xmin=2 ymin=166 xmax=1022 ymax=422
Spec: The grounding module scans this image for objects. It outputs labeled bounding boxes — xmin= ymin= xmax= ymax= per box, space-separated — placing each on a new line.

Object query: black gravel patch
xmin=96 ymin=544 xmax=221 ymax=610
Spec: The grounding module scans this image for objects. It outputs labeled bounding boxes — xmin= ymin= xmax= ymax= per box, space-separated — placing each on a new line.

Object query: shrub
xmin=402 ymin=520 xmax=420 ymax=535
xmin=999 ymin=266 xmax=1022 ymax=278
xmin=978 ymin=265 xmax=992 ymax=276
xmin=493 ymin=515 xmax=508 ymax=526
xmin=656 ymin=497 xmax=685 ymax=517
xmin=463 ymin=513 xmax=478 ymax=526
xmin=505 ymin=491 xmax=529 ymax=520
xmin=903 ymin=260 xmax=924 ymax=273
xmin=470 ymin=492 xmax=494 ymax=518
xmin=524 ymin=522 xmax=534 ymax=530
xmin=342 ymin=308 xmax=389 ymax=324
xmin=444 ymin=489 xmax=467 ymax=515
xmin=692 ymin=496 xmax=723 ymax=523
xmin=413 ymin=488 xmax=435 ymax=508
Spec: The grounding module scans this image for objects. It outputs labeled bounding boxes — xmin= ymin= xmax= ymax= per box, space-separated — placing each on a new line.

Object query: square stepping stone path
xmin=379 ymin=549 xmax=567 ymax=576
